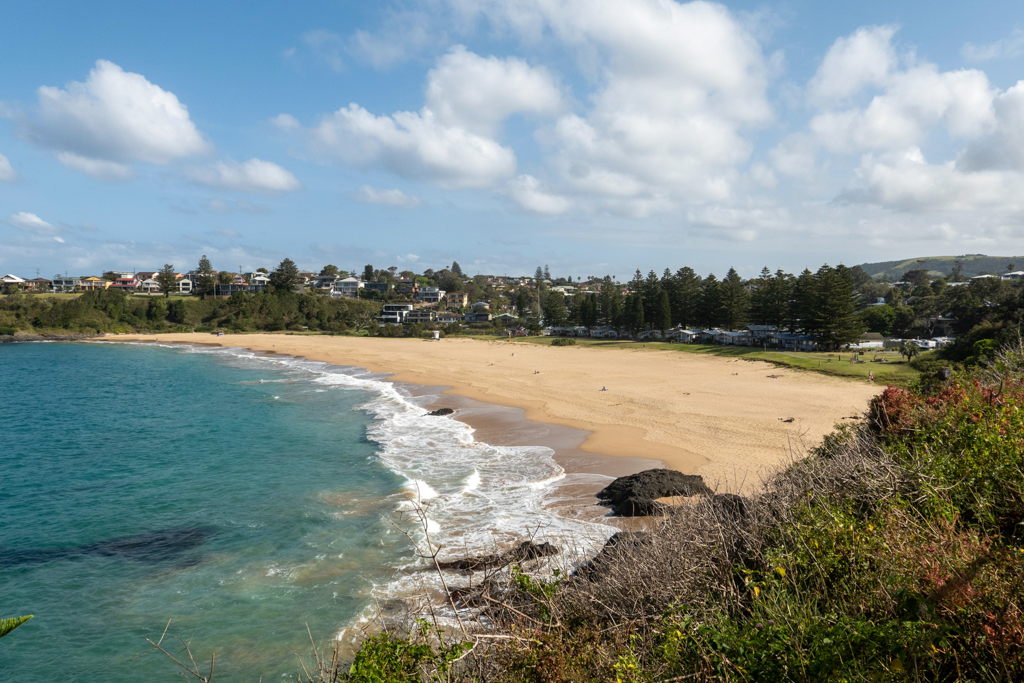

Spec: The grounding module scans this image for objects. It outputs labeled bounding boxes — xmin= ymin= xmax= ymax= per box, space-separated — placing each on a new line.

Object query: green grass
xmin=512 ymin=336 xmax=920 ymax=384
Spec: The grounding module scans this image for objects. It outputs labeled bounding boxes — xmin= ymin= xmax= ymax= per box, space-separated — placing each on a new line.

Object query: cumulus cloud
xmin=8 ymin=212 xmax=56 ymax=234
xmin=425 ymin=46 xmax=564 ymax=136
xmin=351 ymin=185 xmax=422 ymax=208
xmin=186 ymin=159 xmax=301 ymax=194
xmin=807 ymin=25 xmax=898 ymax=105
xmin=505 ymin=175 xmax=571 ymax=214
xmin=962 ymin=29 xmax=1024 ymax=62
xmin=0 ymin=153 xmax=16 ymax=182
xmin=20 ymin=60 xmax=210 ymax=176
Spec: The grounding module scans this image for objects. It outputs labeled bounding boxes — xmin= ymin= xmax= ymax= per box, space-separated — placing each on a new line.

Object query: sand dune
xmin=110 ymin=334 xmax=880 ymax=491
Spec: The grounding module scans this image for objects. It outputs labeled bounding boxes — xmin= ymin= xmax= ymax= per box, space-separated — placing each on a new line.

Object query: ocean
xmin=0 ymin=341 xmax=616 ymax=681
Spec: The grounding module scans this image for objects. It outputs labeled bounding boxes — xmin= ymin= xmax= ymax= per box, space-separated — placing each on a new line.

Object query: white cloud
xmin=8 ymin=212 xmax=56 ymax=234
xmin=22 ymin=60 xmax=210 ymax=175
xmin=840 ymin=148 xmax=1022 ymax=212
xmin=56 ymin=152 xmax=134 ymax=180
xmin=186 ymin=159 xmax=301 ymax=194
xmin=770 ymin=133 xmax=818 ymax=177
xmin=308 ymin=103 xmax=517 ymax=189
xmin=0 ymin=153 xmax=17 ymax=182
xmin=505 ymin=174 xmax=571 ymax=214
xmin=271 ymin=113 xmax=301 ymax=130
xmin=351 ymin=185 xmax=422 ymax=208
xmin=807 ymin=25 xmax=898 ymax=105
xmin=957 ymin=81 xmax=1024 ymax=171
xmin=962 ymin=29 xmax=1024 ymax=62
xmin=349 ymin=10 xmax=439 ymax=68
xmin=53 ymin=236 xmax=65 ymax=243
xmin=425 ymin=46 xmax=564 ymax=136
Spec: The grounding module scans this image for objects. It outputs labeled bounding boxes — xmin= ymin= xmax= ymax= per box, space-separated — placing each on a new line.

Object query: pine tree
xmin=271 ymin=258 xmax=300 ymax=294
xmin=671 ymin=267 xmax=701 ymax=328
xmin=814 ymin=265 xmax=865 ymax=349
xmin=790 ymin=269 xmax=817 ymax=333
xmin=543 ymin=291 xmax=567 ymax=327
xmin=196 ymin=255 xmax=216 ymax=298
xmin=719 ymin=267 xmax=750 ymax=330
xmin=363 ymin=264 xmax=375 ymax=281
xmin=655 ymin=289 xmax=672 ymax=334
xmin=699 ymin=274 xmax=722 ymax=328
xmin=451 ymin=261 xmax=463 ymax=277
xmin=156 ymin=264 xmax=177 ymax=298
xmin=642 ymin=270 xmax=661 ymax=322
xmin=535 ymin=266 xmax=544 ymax=281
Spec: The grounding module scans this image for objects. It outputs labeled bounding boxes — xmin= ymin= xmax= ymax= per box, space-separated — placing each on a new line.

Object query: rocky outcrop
xmin=436 ymin=540 xmax=559 ymax=572
xmin=572 ymin=532 xmax=651 ymax=580
xmin=596 ymin=469 xmax=712 ymax=516
xmin=426 ymin=407 xmax=456 ymax=417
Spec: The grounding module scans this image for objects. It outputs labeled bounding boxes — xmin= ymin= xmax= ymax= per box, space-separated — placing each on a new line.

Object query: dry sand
xmin=109 ymin=333 xmax=880 ymax=491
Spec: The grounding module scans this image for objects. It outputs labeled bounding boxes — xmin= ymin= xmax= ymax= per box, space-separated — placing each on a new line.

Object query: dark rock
xmin=711 ymin=493 xmax=749 ymax=519
xmin=426 ymin=407 xmax=456 ymax=417
xmin=572 ymin=532 xmax=651 ymax=580
xmin=436 ymin=540 xmax=558 ymax=572
xmin=596 ymin=469 xmax=712 ymax=516
xmin=938 ymin=366 xmax=953 ymax=381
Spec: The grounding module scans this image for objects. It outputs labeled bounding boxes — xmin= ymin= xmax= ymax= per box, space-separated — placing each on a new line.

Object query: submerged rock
xmin=426 ymin=407 xmax=456 ymax=417
xmin=596 ymin=469 xmax=712 ymax=517
xmin=436 ymin=540 xmax=559 ymax=572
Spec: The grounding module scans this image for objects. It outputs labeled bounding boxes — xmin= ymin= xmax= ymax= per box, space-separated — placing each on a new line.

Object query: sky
xmin=2 ymin=0 xmax=1024 ymax=280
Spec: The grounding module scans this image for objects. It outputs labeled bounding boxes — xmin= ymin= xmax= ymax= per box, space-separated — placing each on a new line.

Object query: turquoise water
xmin=0 ymin=341 xmax=616 ymax=681
xmin=0 ymin=342 xmax=407 ymax=681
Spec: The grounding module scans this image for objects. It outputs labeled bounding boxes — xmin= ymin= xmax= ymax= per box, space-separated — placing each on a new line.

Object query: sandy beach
xmin=108 ymin=334 xmax=880 ymax=491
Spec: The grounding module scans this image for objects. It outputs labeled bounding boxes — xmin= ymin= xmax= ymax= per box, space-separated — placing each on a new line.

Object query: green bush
xmin=0 ymin=325 xmax=17 ymax=336
xmin=551 ymin=337 xmax=576 ymax=346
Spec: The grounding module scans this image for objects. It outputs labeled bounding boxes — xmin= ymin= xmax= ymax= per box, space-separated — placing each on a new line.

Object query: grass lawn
xmin=509 ymin=336 xmax=919 ymax=385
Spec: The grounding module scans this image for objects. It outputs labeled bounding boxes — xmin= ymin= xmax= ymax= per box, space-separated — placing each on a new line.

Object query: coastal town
xmin=2 ymin=259 xmax=1021 ymax=358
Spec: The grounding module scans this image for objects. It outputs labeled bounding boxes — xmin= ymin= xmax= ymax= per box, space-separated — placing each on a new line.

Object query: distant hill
xmin=855 ymin=254 xmax=1024 ymax=281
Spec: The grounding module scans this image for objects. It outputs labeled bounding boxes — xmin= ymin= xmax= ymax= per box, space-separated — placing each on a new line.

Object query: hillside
xmin=856 ymin=254 xmax=1024 ymax=280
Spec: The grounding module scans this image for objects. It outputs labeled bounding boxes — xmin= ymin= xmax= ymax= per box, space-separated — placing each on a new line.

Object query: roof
xmin=2 ymin=274 xmax=27 ymax=283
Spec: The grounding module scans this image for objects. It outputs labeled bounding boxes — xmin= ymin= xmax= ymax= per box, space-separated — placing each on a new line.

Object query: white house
xmin=417 ymin=287 xmax=446 ymax=304
xmin=330 ymin=276 xmax=364 ymax=298
xmin=1001 ymin=271 xmax=1024 ymax=281
xmin=2 ymin=274 xmax=27 ymax=288
xmin=379 ymin=304 xmax=414 ymax=325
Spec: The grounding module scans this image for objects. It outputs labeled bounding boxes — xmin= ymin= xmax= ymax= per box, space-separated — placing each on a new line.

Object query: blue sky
xmin=3 ymin=0 xmax=1024 ymax=280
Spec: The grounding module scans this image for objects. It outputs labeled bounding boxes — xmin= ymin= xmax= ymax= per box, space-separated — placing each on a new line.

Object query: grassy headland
xmin=325 ymin=342 xmax=1024 ymax=682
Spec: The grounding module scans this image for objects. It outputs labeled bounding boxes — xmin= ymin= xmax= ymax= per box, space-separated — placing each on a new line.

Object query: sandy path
xmin=108 ymin=334 xmax=880 ymax=491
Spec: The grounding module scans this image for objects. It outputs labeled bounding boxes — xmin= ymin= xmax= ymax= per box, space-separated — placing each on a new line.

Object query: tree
xmin=320 ymin=265 xmax=339 ymax=277
xmin=949 ymin=260 xmax=964 ymax=282
xmin=156 ymin=264 xmax=177 ymax=298
xmin=256 ymin=267 xmax=268 ymax=273
xmin=789 ymin=269 xmax=817 ymax=332
xmin=624 ymin=293 xmax=645 ymax=336
xmin=543 ymin=265 xmax=551 ymax=280
xmin=812 ymin=265 xmax=864 ymax=349
xmin=543 ymin=291 xmax=568 ymax=327
xmin=751 ymin=268 xmax=792 ymax=328
xmin=451 ymin=261 xmax=463 ymax=277
xmin=363 ymin=265 xmax=375 ymax=282
xmin=655 ymin=289 xmax=672 ymax=335
xmin=668 ymin=267 xmax=701 ymax=328
xmin=859 ymin=304 xmax=896 ymax=335
xmin=535 ymin=266 xmax=544 ymax=281
xmin=719 ymin=267 xmax=749 ymax=330
xmin=579 ymin=294 xmax=599 ymax=329
xmin=196 ymin=255 xmax=216 ymax=298
xmin=218 ymin=271 xmax=233 ymax=285
xmin=698 ymin=275 xmax=722 ymax=328
xmin=271 ymin=258 xmax=301 ymax=294
xmin=903 ymin=268 xmax=930 ymax=288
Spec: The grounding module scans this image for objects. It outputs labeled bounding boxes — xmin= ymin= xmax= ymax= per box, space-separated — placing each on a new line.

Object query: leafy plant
xmin=0 ymin=615 xmax=33 ymax=639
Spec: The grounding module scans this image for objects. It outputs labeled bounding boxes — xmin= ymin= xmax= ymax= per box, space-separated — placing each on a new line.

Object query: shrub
xmin=551 ymin=337 xmax=576 ymax=346
xmin=0 ymin=325 xmax=16 ymax=336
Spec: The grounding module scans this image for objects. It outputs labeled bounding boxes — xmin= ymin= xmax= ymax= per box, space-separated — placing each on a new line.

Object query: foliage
xmin=156 ymin=264 xmax=177 ymax=297
xmin=550 ymin=337 xmax=576 ymax=346
xmin=0 ymin=615 xmax=33 ymax=639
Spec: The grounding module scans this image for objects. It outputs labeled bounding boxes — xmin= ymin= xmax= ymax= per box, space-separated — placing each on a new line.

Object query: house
xmin=446 ymin=292 xmax=468 ymax=309
xmin=438 ymin=312 xmax=464 ymax=324
xmin=136 ymin=271 xmax=158 ymax=282
xmin=464 ymin=311 xmax=493 ymax=324
xmin=417 ymin=287 xmax=446 ymax=304
xmin=589 ymin=326 xmax=621 ymax=339
xmin=214 ymin=282 xmax=267 ymax=296
xmin=768 ymin=332 xmax=818 ymax=351
xmin=139 ymin=278 xmax=162 ymax=294
xmin=394 ymin=278 xmax=420 ymax=297
xmin=103 ymin=270 xmax=135 ymax=280
xmin=330 ymin=276 xmax=364 ymax=298
xmin=313 ymin=274 xmax=340 ymax=290
xmin=80 ymin=276 xmax=112 ymax=291
xmin=971 ymin=274 xmax=999 ymax=281
xmin=638 ymin=329 xmax=665 ymax=340
xmin=470 ymin=301 xmax=490 ymax=311
xmin=666 ymin=328 xmax=700 ymax=343
xmin=379 ymin=304 xmax=414 ymax=325
xmin=26 ymin=277 xmax=52 ymax=291
xmin=494 ymin=313 xmax=519 ymax=325
xmin=177 ymin=276 xmax=194 ymax=295
xmin=715 ymin=330 xmax=752 ymax=345
xmin=1001 ymin=271 xmax=1024 ymax=281
xmin=111 ymin=276 xmax=140 ymax=291
xmin=744 ymin=325 xmax=778 ymax=340
xmin=405 ymin=309 xmax=437 ymax=323
xmin=363 ymin=281 xmax=391 ymax=294
xmin=1 ymin=274 xmax=27 ymax=291
xmin=52 ymin=275 xmax=82 ymax=292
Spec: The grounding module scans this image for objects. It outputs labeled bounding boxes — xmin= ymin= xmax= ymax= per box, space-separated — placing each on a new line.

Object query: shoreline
xmin=96 ymin=333 xmax=882 ymax=493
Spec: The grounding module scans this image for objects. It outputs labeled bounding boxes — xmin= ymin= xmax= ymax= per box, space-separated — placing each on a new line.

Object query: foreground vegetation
xmin=309 ymin=342 xmax=1024 ymax=682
